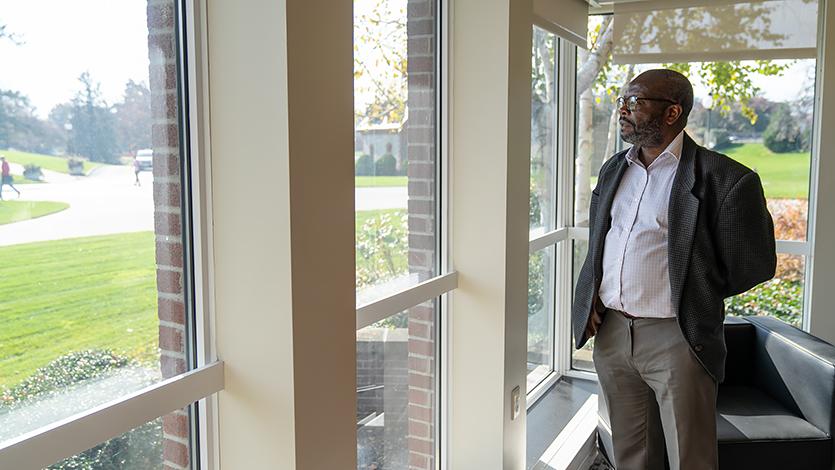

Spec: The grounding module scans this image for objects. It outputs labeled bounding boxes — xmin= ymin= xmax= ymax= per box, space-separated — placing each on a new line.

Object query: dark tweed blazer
xmin=572 ymin=132 xmax=776 ymax=382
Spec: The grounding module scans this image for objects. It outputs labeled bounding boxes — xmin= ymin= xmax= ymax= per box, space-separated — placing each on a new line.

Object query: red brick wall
xmin=407 ymin=0 xmax=437 ymax=468
xmin=147 ymin=0 xmax=191 ymax=468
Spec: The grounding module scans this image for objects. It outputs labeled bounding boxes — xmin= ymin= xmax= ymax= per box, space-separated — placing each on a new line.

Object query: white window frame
xmin=354 ymin=0 xmax=455 ymax=468
xmin=0 ymin=0 xmax=225 ymax=468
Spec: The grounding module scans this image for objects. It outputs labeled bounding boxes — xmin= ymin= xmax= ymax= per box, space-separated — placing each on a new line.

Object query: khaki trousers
xmin=593 ymin=309 xmax=718 ymax=470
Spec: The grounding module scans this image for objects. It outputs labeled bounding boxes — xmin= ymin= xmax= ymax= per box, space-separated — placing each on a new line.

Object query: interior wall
xmin=449 ymin=0 xmax=532 ymax=468
xmin=207 ymin=0 xmax=296 ymax=468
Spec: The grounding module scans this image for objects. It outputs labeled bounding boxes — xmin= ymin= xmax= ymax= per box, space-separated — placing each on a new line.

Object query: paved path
xmin=356 ymin=186 xmax=407 ymax=212
xmin=0 ymin=164 xmax=408 ymax=247
xmin=0 ymin=165 xmax=155 ymax=247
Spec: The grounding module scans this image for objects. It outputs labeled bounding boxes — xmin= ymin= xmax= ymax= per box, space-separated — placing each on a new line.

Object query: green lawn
xmin=1 ymin=149 xmax=104 ymax=175
xmin=722 ymin=143 xmax=810 ymax=199
xmin=0 ymin=214 xmax=415 ymax=389
xmin=0 ymin=201 xmax=69 ymax=225
xmin=583 ymin=143 xmax=809 ymax=199
xmin=355 ymin=176 xmax=407 ymax=188
xmin=0 ymin=232 xmax=159 ymax=388
xmin=10 ymin=175 xmax=44 ymax=185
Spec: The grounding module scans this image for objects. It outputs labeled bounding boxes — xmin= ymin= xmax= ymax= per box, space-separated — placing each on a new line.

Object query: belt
xmin=607 ymin=308 xmax=640 ymax=319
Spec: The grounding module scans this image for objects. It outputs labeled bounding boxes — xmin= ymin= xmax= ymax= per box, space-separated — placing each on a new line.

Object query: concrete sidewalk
xmin=0 ymin=164 xmax=409 ymax=247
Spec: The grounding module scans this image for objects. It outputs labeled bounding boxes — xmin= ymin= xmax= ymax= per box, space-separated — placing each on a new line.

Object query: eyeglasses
xmin=616 ymin=95 xmax=678 ymax=112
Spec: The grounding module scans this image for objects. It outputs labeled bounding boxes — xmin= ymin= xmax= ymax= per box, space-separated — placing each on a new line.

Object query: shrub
xmin=529 ymin=182 xmax=542 ymax=227
xmin=355 ymin=154 xmax=374 ymax=176
xmin=49 ymin=418 xmax=163 ymax=470
xmin=1 ymin=350 xmax=163 ymax=469
xmin=767 ymin=199 xmax=807 ymax=280
xmin=23 ymin=164 xmax=43 ymax=181
xmin=1 ymin=349 xmax=130 ymax=406
xmin=763 ymin=104 xmax=805 ymax=153
xmin=375 ymin=154 xmax=397 ymax=176
xmin=67 ymin=157 xmax=85 ymax=175
xmin=725 ymin=278 xmax=803 ymax=327
xmin=528 ymin=249 xmax=545 ymax=316
xmin=356 ymin=212 xmax=408 ymax=289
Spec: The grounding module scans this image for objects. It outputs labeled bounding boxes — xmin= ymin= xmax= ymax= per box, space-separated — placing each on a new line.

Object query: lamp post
xmin=704 ymin=92 xmax=714 ymax=147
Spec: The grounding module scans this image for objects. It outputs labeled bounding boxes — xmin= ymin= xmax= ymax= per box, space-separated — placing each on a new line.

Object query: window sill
xmin=527 ymin=376 xmax=600 ymax=470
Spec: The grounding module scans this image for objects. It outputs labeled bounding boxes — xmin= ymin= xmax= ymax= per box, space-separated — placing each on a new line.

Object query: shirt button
xmin=694 ymin=344 xmax=704 ymax=352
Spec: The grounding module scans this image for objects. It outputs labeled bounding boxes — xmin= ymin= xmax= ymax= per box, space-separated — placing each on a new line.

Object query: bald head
xmin=630 ymin=69 xmax=694 ymax=128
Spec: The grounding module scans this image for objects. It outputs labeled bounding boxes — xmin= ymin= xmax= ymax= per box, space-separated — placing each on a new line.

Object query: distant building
xmin=355 ymin=120 xmax=407 ymax=172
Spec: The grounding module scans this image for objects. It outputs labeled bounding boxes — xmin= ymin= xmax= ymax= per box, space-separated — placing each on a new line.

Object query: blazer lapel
xmin=592 ymin=153 xmax=629 ymax=282
xmin=668 ymin=133 xmax=700 ymax=315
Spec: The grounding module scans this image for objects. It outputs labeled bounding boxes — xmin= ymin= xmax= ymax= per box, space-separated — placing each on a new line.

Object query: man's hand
xmin=584 ymin=298 xmax=605 ymax=339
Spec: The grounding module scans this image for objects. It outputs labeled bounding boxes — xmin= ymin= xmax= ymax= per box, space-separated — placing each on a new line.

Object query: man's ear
xmin=666 ymin=104 xmax=683 ymax=126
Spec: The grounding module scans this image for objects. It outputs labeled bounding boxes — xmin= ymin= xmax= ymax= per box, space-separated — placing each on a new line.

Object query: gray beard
xmin=621 ymin=117 xmax=664 ymax=147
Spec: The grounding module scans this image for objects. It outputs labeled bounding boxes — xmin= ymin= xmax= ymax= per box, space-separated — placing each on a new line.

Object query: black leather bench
xmin=598 ymin=315 xmax=835 ymax=469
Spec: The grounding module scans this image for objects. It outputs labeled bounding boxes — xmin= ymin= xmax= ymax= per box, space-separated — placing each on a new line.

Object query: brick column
xmin=406 ymin=0 xmax=436 ymax=468
xmin=147 ymin=1 xmax=190 ymax=469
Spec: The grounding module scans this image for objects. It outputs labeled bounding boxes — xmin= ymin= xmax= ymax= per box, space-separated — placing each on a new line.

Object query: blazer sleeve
xmin=572 ymin=181 xmax=602 ymax=348
xmin=715 ymin=171 xmax=777 ymax=298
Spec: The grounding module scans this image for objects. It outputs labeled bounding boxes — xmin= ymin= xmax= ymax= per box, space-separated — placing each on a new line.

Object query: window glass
xmin=527 ymin=246 xmax=555 ymax=392
xmin=530 ymin=26 xmax=558 ymax=237
xmin=571 ymin=15 xmax=815 ymax=374
xmin=47 ymin=410 xmax=192 ymax=470
xmin=354 ymin=0 xmax=438 ymax=307
xmin=357 ymin=301 xmax=437 ymax=470
xmin=726 ymin=254 xmax=806 ymax=327
xmin=0 ymin=0 xmax=194 ymax=465
xmin=575 ymin=16 xmax=815 ymax=241
xmin=354 ymin=1 xmax=439 ymax=468
xmin=527 ymin=26 xmax=558 ymax=392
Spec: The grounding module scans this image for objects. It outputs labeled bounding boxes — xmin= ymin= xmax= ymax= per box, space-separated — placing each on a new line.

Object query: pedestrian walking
xmin=0 ymin=156 xmax=21 ymax=199
xmin=133 ymin=156 xmax=141 ymax=187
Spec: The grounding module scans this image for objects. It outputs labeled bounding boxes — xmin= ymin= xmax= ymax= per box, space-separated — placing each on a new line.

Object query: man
xmin=572 ymin=69 xmax=776 ymax=470
xmin=0 ymin=155 xmax=21 ymax=199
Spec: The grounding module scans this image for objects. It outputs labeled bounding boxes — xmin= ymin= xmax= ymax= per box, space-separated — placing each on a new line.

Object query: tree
xmin=354 ymin=0 xmax=407 ymax=127
xmin=68 ymin=72 xmax=120 ymax=163
xmin=0 ymin=90 xmax=36 ymax=149
xmin=0 ymin=90 xmax=65 ymax=154
xmin=113 ymin=80 xmax=152 ymax=154
xmin=763 ymin=103 xmax=805 ymax=153
xmin=0 ymin=23 xmax=23 ymax=45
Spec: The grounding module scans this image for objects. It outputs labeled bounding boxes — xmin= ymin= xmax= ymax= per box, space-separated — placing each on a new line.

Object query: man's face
xmin=618 ymin=82 xmax=667 ymax=147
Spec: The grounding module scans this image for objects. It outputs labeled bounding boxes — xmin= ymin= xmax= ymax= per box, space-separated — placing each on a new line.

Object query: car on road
xmin=136 ymin=149 xmax=153 ymax=171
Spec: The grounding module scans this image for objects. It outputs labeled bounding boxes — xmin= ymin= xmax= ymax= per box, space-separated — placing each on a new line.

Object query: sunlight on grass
xmin=0 ymin=201 xmax=69 ymax=225
xmin=355 ymin=176 xmax=407 ymax=187
xmin=0 ymin=232 xmax=159 ymax=388
xmin=722 ymin=143 xmax=810 ymax=199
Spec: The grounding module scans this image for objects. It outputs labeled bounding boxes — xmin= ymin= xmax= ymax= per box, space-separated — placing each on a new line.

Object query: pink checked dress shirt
xmin=598 ymin=131 xmax=684 ymax=319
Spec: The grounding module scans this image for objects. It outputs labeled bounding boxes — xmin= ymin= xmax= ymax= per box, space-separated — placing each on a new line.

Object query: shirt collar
xmin=625 ymin=130 xmax=685 ymax=166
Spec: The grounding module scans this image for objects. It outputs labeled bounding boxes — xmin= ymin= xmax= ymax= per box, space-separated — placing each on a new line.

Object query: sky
xmin=0 ymin=0 xmax=149 ymax=118
xmin=0 ymin=1 xmax=820 ymax=120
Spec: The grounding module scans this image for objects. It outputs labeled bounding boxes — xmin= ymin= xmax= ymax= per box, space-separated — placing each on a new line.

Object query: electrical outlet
xmin=511 ymin=385 xmax=521 ymax=420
